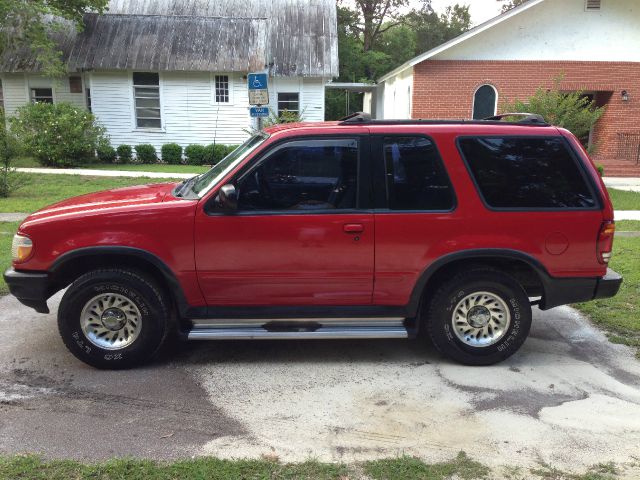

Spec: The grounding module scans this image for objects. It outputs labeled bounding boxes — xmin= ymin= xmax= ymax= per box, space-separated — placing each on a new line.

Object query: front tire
xmin=58 ymin=269 xmax=170 ymax=369
xmin=425 ymin=268 xmax=532 ymax=365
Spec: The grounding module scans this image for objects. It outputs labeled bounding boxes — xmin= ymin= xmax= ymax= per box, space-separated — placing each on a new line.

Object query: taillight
xmin=597 ymin=221 xmax=615 ymax=264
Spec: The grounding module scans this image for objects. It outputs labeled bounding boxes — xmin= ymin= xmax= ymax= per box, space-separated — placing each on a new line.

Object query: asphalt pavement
xmin=0 ymin=292 xmax=639 ymax=476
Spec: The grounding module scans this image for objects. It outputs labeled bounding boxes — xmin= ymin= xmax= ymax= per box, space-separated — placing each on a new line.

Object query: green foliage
xmin=226 ymin=144 xmax=239 ymax=155
xmin=498 ymin=0 xmax=530 ymax=13
xmin=596 ymin=163 xmax=605 ymax=177
xmin=96 ymin=142 xmax=116 ymax=163
xmin=134 ymin=144 xmax=157 ymax=164
xmin=161 ymin=143 xmax=183 ymax=165
xmin=203 ymin=143 xmax=225 ymax=165
xmin=263 ymin=108 xmax=304 ymax=127
xmin=501 ymin=77 xmax=605 ymax=149
xmin=116 ymin=144 xmax=132 ymax=163
xmin=0 ymin=109 xmax=28 ymax=197
xmin=185 ymin=144 xmax=206 ymax=165
xmin=10 ymin=102 xmax=106 ymax=167
xmin=405 ymin=5 xmax=471 ymax=55
xmin=0 ymin=0 xmax=109 ymax=77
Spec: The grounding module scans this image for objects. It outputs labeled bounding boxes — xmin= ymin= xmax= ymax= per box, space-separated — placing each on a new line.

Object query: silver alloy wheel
xmin=80 ymin=293 xmax=142 ymax=350
xmin=451 ymin=291 xmax=511 ymax=348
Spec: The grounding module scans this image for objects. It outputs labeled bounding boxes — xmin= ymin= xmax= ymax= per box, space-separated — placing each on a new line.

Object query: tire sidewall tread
xmin=58 ymin=269 xmax=169 ymax=369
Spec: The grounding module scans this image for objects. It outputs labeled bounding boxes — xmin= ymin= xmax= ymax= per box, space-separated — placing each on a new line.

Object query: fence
xmin=617 ymin=132 xmax=640 ymax=164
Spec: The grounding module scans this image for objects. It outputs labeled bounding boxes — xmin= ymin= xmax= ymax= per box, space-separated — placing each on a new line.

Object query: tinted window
xmin=473 ymin=85 xmax=497 ymax=119
xmin=458 ymin=137 xmax=596 ymax=209
xmin=383 ymin=136 xmax=454 ymax=211
xmin=237 ymin=139 xmax=358 ymax=211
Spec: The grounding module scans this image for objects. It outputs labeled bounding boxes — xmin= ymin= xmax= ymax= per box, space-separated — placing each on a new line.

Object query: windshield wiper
xmin=174 ymin=175 xmax=200 ymax=198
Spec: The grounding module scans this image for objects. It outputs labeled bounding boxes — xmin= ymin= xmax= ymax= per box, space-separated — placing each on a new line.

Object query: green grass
xmin=574 ymin=236 xmax=640 ymax=354
xmin=616 ymin=220 xmax=640 ymax=231
xmin=0 ymin=454 xmax=495 ymax=480
xmin=12 ymin=157 xmax=208 ymax=174
xmin=0 ymin=222 xmax=20 ymax=294
xmin=607 ymin=188 xmax=640 ymax=210
xmin=0 ymin=174 xmax=176 ymax=214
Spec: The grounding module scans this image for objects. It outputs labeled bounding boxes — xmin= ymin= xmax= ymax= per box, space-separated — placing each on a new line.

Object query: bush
xmin=226 ymin=144 xmax=240 ymax=156
xmin=597 ymin=163 xmax=605 ymax=177
xmin=117 ymin=144 xmax=132 ymax=163
xmin=501 ymin=75 xmax=605 ymax=151
xmin=135 ymin=144 xmax=157 ymax=164
xmin=96 ymin=142 xmax=117 ymax=163
xmin=185 ymin=144 xmax=206 ymax=165
xmin=10 ymin=102 xmax=106 ymax=167
xmin=0 ymin=109 xmax=28 ymax=197
xmin=204 ymin=143 xmax=228 ymax=165
xmin=161 ymin=143 xmax=183 ymax=164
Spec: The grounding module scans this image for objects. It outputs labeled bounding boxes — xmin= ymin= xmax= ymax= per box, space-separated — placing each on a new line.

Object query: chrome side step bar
xmin=187 ymin=325 xmax=409 ymax=341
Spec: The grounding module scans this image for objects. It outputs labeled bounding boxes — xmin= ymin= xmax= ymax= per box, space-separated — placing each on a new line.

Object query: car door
xmin=194 ymin=135 xmax=374 ymax=307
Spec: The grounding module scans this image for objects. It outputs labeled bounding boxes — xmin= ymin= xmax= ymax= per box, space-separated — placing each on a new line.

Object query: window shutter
xmin=585 ymin=0 xmax=601 ymax=10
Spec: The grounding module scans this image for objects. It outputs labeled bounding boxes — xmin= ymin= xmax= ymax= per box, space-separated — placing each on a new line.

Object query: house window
xmin=30 ymin=88 xmax=53 ymax=104
xmin=277 ymin=92 xmax=299 ymax=116
xmin=69 ymin=76 xmax=82 ymax=94
xmin=214 ymin=75 xmax=230 ymax=103
xmin=86 ymin=88 xmax=92 ymax=112
xmin=472 ymin=84 xmax=497 ymax=120
xmin=133 ymin=72 xmax=161 ymax=129
xmin=585 ymin=0 xmax=601 ymax=10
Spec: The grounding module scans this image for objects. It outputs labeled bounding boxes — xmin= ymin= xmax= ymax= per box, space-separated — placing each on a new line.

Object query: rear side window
xmin=383 ymin=136 xmax=455 ymax=211
xmin=458 ymin=136 xmax=596 ymax=209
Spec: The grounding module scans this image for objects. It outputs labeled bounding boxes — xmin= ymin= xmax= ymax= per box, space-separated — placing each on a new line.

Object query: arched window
xmin=472 ymin=84 xmax=498 ymax=120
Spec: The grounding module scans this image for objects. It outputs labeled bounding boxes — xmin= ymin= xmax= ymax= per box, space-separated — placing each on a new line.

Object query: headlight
xmin=11 ymin=234 xmax=33 ymax=263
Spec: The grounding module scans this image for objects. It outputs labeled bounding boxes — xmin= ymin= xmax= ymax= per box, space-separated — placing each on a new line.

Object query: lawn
xmin=0 ymin=222 xmax=20 ymax=294
xmin=0 ymin=453 xmax=622 ymax=480
xmin=574 ymin=235 xmax=640 ymax=354
xmin=13 ymin=156 xmax=209 ymax=175
xmin=0 ymin=173 xmax=177 ymax=214
xmin=607 ymin=188 xmax=640 ymax=210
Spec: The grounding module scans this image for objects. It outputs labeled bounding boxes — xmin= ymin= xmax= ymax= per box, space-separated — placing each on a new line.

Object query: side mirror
xmin=217 ymin=184 xmax=238 ymax=210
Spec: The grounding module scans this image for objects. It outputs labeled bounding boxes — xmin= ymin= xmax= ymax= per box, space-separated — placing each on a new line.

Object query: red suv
xmin=5 ymin=113 xmax=622 ymax=368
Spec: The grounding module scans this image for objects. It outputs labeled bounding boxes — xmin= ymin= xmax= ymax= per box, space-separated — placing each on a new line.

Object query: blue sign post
xmin=250 ymin=106 xmax=269 ymax=118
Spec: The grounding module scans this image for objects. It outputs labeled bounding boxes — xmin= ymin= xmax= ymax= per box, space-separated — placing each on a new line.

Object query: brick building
xmin=367 ymin=0 xmax=640 ymax=176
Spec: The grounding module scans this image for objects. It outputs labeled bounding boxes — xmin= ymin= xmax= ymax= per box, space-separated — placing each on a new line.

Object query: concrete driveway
xmin=0 ymin=292 xmax=639 ymax=475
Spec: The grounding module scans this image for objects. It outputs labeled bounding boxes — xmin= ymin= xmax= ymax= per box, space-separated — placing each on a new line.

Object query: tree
xmin=350 ymin=0 xmax=409 ymax=53
xmin=405 ymin=3 xmax=471 ymax=54
xmin=497 ymin=0 xmax=529 ymax=13
xmin=0 ymin=0 xmax=109 ymax=77
xmin=501 ymin=77 xmax=605 ymax=151
xmin=0 ymin=109 xmax=27 ymax=198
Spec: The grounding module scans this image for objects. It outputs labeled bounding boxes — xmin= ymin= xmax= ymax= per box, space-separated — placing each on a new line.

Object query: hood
xmin=25 ymin=182 xmax=179 ymax=222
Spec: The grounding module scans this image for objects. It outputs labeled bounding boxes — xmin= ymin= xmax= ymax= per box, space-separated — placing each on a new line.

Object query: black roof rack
xmin=337 ymin=111 xmax=550 ymax=127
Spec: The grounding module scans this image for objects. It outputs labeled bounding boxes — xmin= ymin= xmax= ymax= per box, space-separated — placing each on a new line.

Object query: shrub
xmin=0 ymin=109 xmax=28 ymax=197
xmin=185 ymin=144 xmax=206 ymax=165
xmin=264 ymin=108 xmax=304 ymax=127
xmin=597 ymin=163 xmax=605 ymax=177
xmin=204 ymin=143 xmax=228 ymax=165
xmin=161 ymin=143 xmax=183 ymax=164
xmin=96 ymin=142 xmax=117 ymax=163
xmin=10 ymin=102 xmax=106 ymax=167
xmin=135 ymin=144 xmax=157 ymax=164
xmin=117 ymin=144 xmax=133 ymax=163
xmin=225 ymin=144 xmax=240 ymax=156
xmin=501 ymin=75 xmax=605 ymax=151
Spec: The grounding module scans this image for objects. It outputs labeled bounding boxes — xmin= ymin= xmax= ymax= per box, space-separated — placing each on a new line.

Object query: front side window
xmin=31 ymin=88 xmax=53 ymax=104
xmin=458 ymin=136 xmax=596 ymax=209
xmin=383 ymin=136 xmax=454 ymax=211
xmin=237 ymin=138 xmax=358 ymax=211
xmin=133 ymin=72 xmax=161 ymax=128
xmin=277 ymin=92 xmax=299 ymax=116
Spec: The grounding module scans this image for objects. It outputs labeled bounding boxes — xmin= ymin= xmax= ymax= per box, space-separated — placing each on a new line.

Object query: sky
xmin=430 ymin=0 xmax=504 ymax=25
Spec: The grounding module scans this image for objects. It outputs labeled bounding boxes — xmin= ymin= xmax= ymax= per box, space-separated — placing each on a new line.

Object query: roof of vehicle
xmin=263 ymin=112 xmax=557 ymax=136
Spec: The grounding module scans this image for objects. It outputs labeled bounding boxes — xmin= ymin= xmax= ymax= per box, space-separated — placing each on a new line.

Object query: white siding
xmin=1 ymin=74 xmax=28 ymax=116
xmin=53 ymin=77 xmax=86 ymax=108
xmin=301 ymin=78 xmax=326 ymax=121
xmin=380 ymin=67 xmax=413 ymax=120
xmin=437 ymin=0 xmax=640 ymax=62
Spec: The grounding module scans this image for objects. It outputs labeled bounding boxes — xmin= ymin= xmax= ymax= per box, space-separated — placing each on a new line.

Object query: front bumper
xmin=540 ymin=268 xmax=623 ymax=310
xmin=3 ymin=268 xmax=51 ymax=313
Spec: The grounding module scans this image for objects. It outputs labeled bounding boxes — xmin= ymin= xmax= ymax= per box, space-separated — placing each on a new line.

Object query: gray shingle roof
xmin=0 ymin=0 xmax=338 ymax=77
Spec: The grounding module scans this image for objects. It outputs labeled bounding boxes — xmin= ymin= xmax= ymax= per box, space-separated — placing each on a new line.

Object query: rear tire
xmin=424 ymin=268 xmax=532 ymax=365
xmin=58 ymin=269 xmax=170 ymax=369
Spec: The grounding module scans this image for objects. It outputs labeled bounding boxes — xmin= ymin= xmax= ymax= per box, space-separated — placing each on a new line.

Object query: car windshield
xmin=190 ymin=133 xmax=268 ymax=197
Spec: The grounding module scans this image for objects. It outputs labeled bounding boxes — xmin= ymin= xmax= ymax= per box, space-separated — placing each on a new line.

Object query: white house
xmin=0 ymin=0 xmax=338 ymax=151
